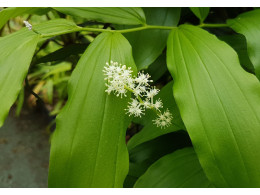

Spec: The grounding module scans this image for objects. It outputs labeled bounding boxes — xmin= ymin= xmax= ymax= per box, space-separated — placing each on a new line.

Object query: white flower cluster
xmin=103 ymin=61 xmax=133 ymax=98
xmin=153 ymin=109 xmax=173 ymax=128
xmin=103 ymin=61 xmax=173 ymax=129
xmin=23 ymin=21 xmax=32 ymax=31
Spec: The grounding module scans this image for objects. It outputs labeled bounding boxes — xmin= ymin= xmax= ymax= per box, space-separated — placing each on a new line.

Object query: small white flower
xmin=135 ymin=72 xmax=152 ymax=86
xmin=130 ymin=98 xmax=139 ymax=107
xmin=153 ymin=99 xmax=163 ymax=110
xmin=146 ymin=87 xmax=159 ymax=99
xmin=139 ymin=86 xmax=146 ymax=92
xmin=103 ymin=61 xmax=133 ymax=98
xmin=142 ymin=99 xmax=152 ymax=108
xmin=105 ymin=84 xmax=114 ymax=94
xmin=23 ymin=21 xmax=32 ymax=30
xmin=153 ymin=109 xmax=173 ymax=129
xmin=133 ymin=87 xmax=142 ymax=97
xmin=126 ymin=98 xmax=144 ymax=117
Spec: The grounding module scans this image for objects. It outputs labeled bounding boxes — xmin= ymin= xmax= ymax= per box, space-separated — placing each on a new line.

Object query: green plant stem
xmin=124 ymin=85 xmax=144 ymax=104
xmin=35 ymin=23 xmax=229 ymax=38
xmin=40 ymin=25 xmax=176 ymax=38
xmin=198 ymin=23 xmax=229 ymax=28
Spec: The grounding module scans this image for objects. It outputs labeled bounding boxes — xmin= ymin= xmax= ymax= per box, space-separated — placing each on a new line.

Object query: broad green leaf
xmin=124 ymin=131 xmax=192 ymax=187
xmin=0 ymin=7 xmax=50 ymax=30
xmin=227 ymin=9 xmax=260 ymax=79
xmin=32 ymin=19 xmax=79 ymax=36
xmin=167 ymin=25 xmax=260 ymax=187
xmin=127 ymin=81 xmax=185 ymax=151
xmin=122 ymin=8 xmax=181 ymax=70
xmin=54 ymin=7 xmax=146 ymax=25
xmin=0 ymin=19 xmax=83 ymax=128
xmin=218 ymin=34 xmax=254 ymax=73
xmin=0 ymin=29 xmax=39 ymax=128
xmin=35 ymin=44 xmax=88 ymax=64
xmin=190 ymin=7 xmax=210 ymax=23
xmin=134 ymin=148 xmax=212 ymax=188
xmin=48 ymin=32 xmax=137 ymax=188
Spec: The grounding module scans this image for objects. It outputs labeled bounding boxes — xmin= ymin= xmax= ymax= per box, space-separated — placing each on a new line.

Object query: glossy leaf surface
xmin=227 ymin=9 xmax=260 ymax=79
xmin=190 ymin=7 xmax=210 ymax=23
xmin=48 ymin=32 xmax=137 ymax=187
xmin=134 ymin=148 xmax=212 ymax=188
xmin=0 ymin=19 xmax=86 ymax=128
xmin=33 ymin=19 xmax=79 ymax=36
xmin=124 ymin=131 xmax=192 ymax=187
xmin=123 ymin=8 xmax=181 ymax=70
xmin=54 ymin=7 xmax=146 ymax=25
xmin=127 ymin=81 xmax=185 ymax=151
xmin=0 ymin=29 xmax=39 ymax=127
xmin=218 ymin=34 xmax=254 ymax=73
xmin=167 ymin=25 xmax=260 ymax=187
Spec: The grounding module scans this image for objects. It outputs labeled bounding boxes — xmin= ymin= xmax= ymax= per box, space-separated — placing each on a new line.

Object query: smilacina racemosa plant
xmin=0 ymin=7 xmax=260 ymax=188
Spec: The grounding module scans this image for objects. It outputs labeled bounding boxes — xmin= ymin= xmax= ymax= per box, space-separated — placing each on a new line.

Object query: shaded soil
xmin=0 ymin=107 xmax=51 ymax=187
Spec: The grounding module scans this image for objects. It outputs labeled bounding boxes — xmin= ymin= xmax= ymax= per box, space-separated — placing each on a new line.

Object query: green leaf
xmin=0 ymin=29 xmax=39 ymax=127
xmin=54 ymin=7 xmax=146 ymax=25
xmin=33 ymin=19 xmax=79 ymax=36
xmin=122 ymin=8 xmax=181 ymax=70
xmin=48 ymin=32 xmax=137 ymax=187
xmin=167 ymin=25 xmax=260 ymax=187
xmin=190 ymin=7 xmax=210 ymax=23
xmin=127 ymin=81 xmax=185 ymax=151
xmin=35 ymin=44 xmax=88 ymax=64
xmin=29 ymin=62 xmax=71 ymax=80
xmin=0 ymin=7 xmax=49 ymax=30
xmin=125 ymin=131 xmax=192 ymax=187
xmin=134 ymin=148 xmax=212 ymax=188
xmin=227 ymin=9 xmax=260 ymax=79
xmin=50 ymin=100 xmax=63 ymax=116
xmin=0 ymin=19 xmax=86 ymax=128
xmin=146 ymin=53 xmax=168 ymax=82
xmin=44 ymin=79 xmax=54 ymax=104
xmin=15 ymin=87 xmax=25 ymax=117
xmin=42 ymin=62 xmax=72 ymax=79
xmin=218 ymin=34 xmax=255 ymax=73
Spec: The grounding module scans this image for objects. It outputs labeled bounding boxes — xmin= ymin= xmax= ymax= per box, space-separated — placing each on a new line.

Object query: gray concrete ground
xmin=0 ymin=107 xmax=50 ymax=187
